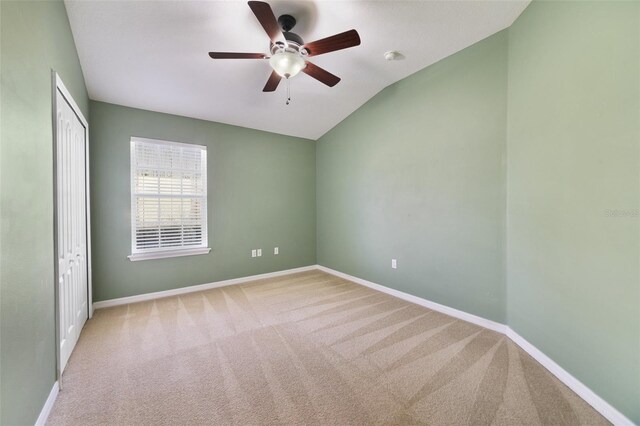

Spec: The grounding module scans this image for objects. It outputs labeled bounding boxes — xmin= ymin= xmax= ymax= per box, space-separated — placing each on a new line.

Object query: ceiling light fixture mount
xmin=277 ymin=14 xmax=296 ymax=33
xmin=384 ymin=50 xmax=403 ymax=61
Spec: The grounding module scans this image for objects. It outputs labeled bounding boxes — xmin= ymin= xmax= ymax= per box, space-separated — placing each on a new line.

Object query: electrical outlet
xmin=257 ymin=249 xmax=262 ymax=257
xmin=274 ymin=247 xmax=279 ymax=255
xmin=392 ymin=259 xmax=397 ymax=269
xmin=251 ymin=249 xmax=257 ymax=258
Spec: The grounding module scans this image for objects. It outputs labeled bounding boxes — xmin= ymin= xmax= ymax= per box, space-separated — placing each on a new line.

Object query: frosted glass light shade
xmin=269 ymin=51 xmax=305 ymax=78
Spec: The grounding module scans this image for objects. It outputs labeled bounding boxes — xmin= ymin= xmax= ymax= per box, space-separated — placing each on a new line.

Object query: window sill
xmin=128 ymin=247 xmax=211 ymax=262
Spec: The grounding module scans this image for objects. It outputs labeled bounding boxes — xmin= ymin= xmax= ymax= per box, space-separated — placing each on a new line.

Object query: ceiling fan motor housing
xmin=283 ymin=32 xmax=304 ymax=47
xmin=274 ymin=14 xmax=304 ymax=50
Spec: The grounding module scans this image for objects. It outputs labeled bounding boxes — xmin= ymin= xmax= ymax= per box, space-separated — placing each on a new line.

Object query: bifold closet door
xmin=56 ymin=89 xmax=89 ymax=374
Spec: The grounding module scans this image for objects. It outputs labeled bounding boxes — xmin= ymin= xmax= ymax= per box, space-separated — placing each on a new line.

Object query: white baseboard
xmin=506 ymin=328 xmax=634 ymax=426
xmin=93 ymin=265 xmax=318 ymax=309
xmin=317 ymin=264 xmax=634 ymax=426
xmin=35 ymin=381 xmax=59 ymax=426
xmin=317 ymin=265 xmax=507 ymax=333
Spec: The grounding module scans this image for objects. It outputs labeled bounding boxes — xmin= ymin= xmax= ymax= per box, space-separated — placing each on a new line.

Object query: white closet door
xmin=56 ymin=89 xmax=88 ymax=374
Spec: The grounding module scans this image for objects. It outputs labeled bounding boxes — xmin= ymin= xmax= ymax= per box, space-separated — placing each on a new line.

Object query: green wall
xmin=317 ymin=1 xmax=639 ymax=422
xmin=317 ymin=31 xmax=508 ymax=323
xmin=0 ymin=1 xmax=89 ymax=424
xmin=89 ymin=101 xmax=316 ymax=302
xmin=506 ymin=1 xmax=640 ymax=423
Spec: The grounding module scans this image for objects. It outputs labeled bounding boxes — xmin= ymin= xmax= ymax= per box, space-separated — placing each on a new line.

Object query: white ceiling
xmin=65 ymin=0 xmax=529 ymax=140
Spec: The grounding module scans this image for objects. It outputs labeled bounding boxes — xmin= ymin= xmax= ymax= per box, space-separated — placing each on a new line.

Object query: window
xmin=128 ymin=137 xmax=210 ymax=261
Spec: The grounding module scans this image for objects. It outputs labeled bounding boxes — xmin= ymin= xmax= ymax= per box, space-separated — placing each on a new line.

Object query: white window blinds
xmin=129 ymin=137 xmax=209 ymax=261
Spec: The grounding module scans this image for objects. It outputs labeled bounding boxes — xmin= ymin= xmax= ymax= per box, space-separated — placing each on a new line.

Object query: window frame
xmin=127 ymin=136 xmax=210 ymax=261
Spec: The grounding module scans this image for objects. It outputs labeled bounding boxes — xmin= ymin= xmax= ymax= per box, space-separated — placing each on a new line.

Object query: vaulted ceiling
xmin=65 ymin=0 xmax=529 ymax=140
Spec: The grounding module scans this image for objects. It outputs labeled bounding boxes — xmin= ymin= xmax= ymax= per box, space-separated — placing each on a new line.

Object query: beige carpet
xmin=48 ymin=270 xmax=608 ymax=425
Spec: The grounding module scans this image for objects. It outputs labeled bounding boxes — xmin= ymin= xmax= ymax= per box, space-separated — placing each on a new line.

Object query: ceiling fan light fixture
xmin=269 ymin=51 xmax=305 ymax=78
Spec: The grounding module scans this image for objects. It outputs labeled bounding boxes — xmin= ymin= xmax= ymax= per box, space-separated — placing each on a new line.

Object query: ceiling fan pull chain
xmin=286 ymin=77 xmax=291 ymax=105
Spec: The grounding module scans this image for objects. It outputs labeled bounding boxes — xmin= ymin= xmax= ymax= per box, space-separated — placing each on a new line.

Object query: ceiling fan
xmin=208 ymin=1 xmax=361 ymax=93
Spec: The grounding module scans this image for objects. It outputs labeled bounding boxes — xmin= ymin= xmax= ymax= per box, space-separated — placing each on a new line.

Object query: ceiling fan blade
xmin=302 ymin=62 xmax=341 ymax=87
xmin=263 ymin=71 xmax=282 ymax=92
xmin=209 ymin=52 xmax=266 ymax=59
xmin=248 ymin=1 xmax=282 ymax=43
xmin=303 ymin=29 xmax=361 ymax=57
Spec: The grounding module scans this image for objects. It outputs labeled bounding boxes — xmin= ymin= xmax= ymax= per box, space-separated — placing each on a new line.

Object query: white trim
xmin=93 ymin=265 xmax=318 ymax=309
xmin=85 ymin=117 xmax=93 ymax=319
xmin=34 ymin=381 xmax=59 ymax=426
xmin=129 ymin=137 xmax=209 ymax=257
xmin=317 ymin=265 xmax=507 ymax=333
xmin=54 ymin=74 xmax=88 ymax=127
xmin=128 ymin=247 xmax=211 ymax=261
xmin=506 ymin=328 xmax=635 ymax=426
xmin=130 ymin=136 xmax=206 ymax=150
xmin=318 ymin=265 xmax=634 ymax=426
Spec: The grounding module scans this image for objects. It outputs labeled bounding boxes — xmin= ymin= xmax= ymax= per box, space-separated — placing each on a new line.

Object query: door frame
xmin=51 ymin=71 xmax=92 ymax=382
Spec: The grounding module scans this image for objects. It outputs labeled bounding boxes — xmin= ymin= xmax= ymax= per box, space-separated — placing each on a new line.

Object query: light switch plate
xmin=392 ymin=259 xmax=397 ymax=269
xmin=257 ymin=249 xmax=262 ymax=257
xmin=251 ymin=249 xmax=257 ymax=258
xmin=274 ymin=247 xmax=279 ymax=255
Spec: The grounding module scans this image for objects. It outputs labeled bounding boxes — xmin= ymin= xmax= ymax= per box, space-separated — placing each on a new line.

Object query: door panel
xmin=56 ymin=89 xmax=88 ymax=374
